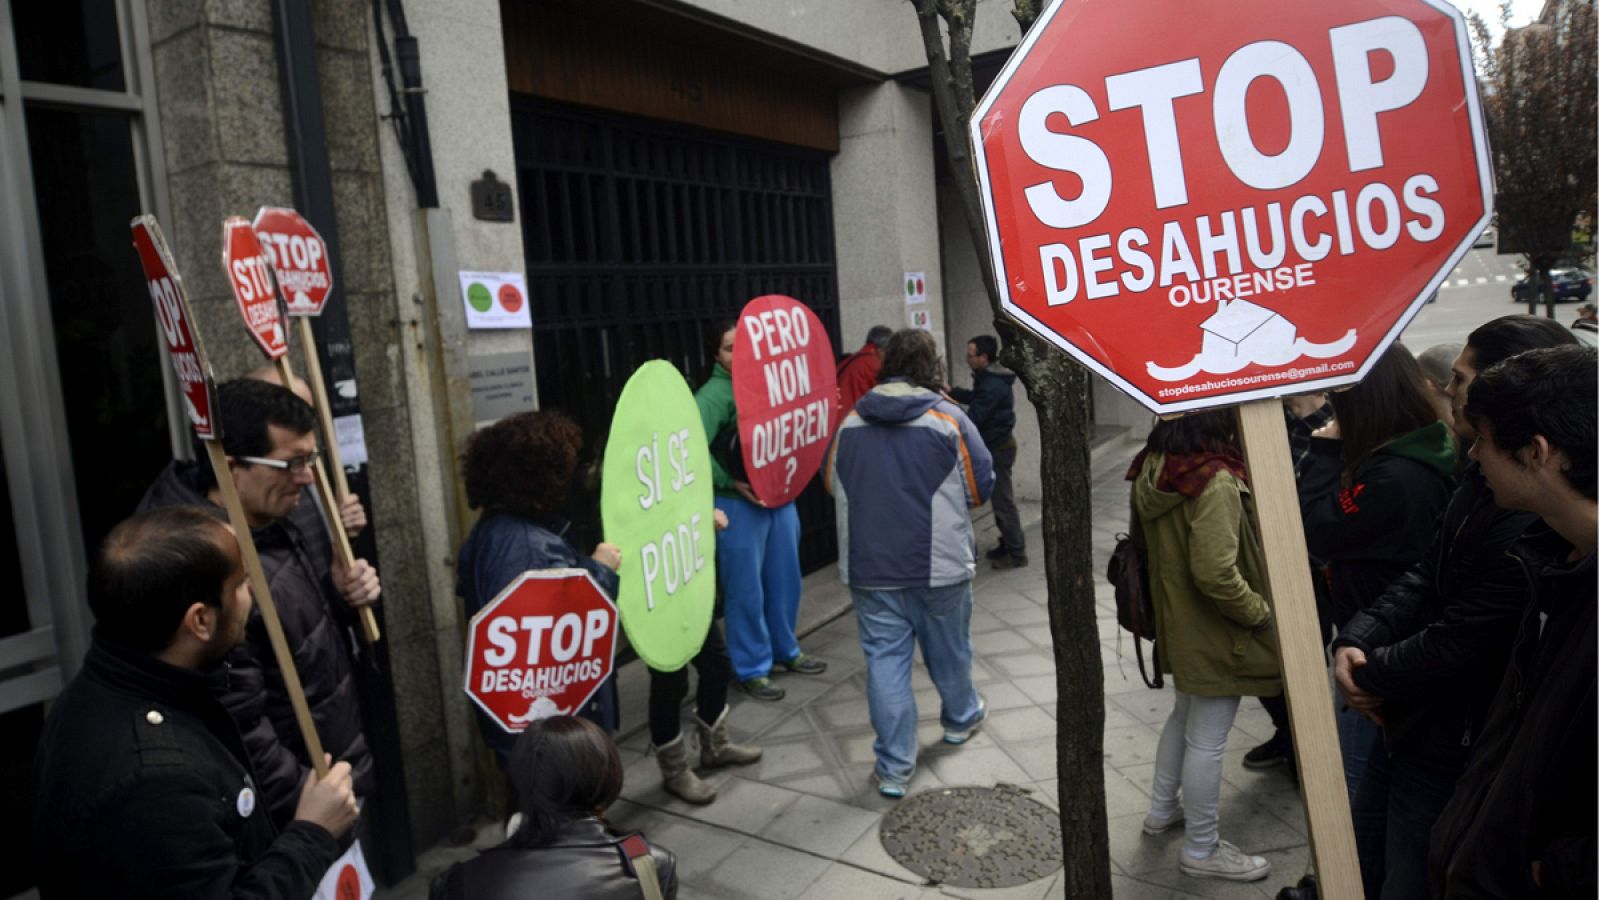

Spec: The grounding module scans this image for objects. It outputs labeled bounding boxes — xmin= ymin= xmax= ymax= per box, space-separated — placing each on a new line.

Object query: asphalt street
xmin=1400 ymin=245 xmax=1562 ymax=351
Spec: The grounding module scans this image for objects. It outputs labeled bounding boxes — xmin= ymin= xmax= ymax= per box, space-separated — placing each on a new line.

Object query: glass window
xmin=0 ymin=443 xmax=24 ymax=641
xmin=13 ymin=0 xmax=126 ymax=92
xmin=0 ymin=704 xmax=44 ymax=897
xmin=24 ymin=106 xmax=170 ymax=552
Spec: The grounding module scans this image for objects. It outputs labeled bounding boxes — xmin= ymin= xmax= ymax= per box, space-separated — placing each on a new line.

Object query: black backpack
xmin=1107 ymin=525 xmax=1163 ymax=689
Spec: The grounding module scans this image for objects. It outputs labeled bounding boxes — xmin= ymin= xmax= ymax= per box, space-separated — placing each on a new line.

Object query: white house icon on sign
xmin=1147 ymin=298 xmax=1357 ymax=382
xmin=1201 ymin=299 xmax=1296 ymax=368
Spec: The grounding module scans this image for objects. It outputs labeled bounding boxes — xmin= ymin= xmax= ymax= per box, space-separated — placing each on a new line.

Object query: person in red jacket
xmin=836 ymin=325 xmax=891 ymax=416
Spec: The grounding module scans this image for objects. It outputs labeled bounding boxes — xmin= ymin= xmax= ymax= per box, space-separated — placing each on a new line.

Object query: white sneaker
xmin=504 ymin=812 xmax=524 ymax=839
xmin=944 ymin=695 xmax=988 ymax=745
xmin=1141 ymin=807 xmax=1184 ymax=835
xmin=1178 ymin=840 xmax=1271 ymax=882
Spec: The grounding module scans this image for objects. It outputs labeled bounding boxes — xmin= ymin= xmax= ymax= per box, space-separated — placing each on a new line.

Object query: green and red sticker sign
xmin=601 ymin=361 xmax=716 ymax=671
xmin=459 ymin=270 xmax=531 ymax=329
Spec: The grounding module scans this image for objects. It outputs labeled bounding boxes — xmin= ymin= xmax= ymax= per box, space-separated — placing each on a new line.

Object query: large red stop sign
xmin=463 ymin=570 xmax=618 ymax=733
xmin=972 ymin=0 xmax=1491 ymax=412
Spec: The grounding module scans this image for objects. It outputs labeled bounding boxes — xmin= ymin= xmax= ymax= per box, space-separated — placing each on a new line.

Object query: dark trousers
xmin=647 ymin=619 xmax=733 ymax=746
xmin=1352 ymin=735 xmax=1461 ymax=900
xmin=990 ymin=444 xmax=1023 ymax=554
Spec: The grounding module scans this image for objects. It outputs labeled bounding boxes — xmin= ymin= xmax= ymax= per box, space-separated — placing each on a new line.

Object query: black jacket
xmin=949 ymin=365 xmax=1017 ymax=451
xmin=32 ymin=636 xmax=340 ymax=898
xmin=1298 ymin=422 xmax=1457 ymax=629
xmin=1332 ymin=463 xmax=1539 ymax=768
xmin=430 ymin=818 xmax=677 ymax=900
xmin=137 ymin=461 xmax=375 ymax=823
xmin=1430 ymin=529 xmax=1596 ymax=899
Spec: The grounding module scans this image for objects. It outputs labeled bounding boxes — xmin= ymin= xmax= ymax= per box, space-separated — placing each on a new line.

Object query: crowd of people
xmin=27 ymin=310 xmax=1594 ymax=899
xmin=1129 ymin=316 xmax=1595 ymax=897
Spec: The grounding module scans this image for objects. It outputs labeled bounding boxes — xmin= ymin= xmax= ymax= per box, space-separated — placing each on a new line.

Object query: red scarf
xmin=1127 ymin=448 xmax=1248 ymax=498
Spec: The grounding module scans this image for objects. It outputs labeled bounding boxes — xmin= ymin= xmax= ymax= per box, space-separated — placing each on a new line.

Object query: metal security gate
xmin=511 ymin=97 xmax=841 ymax=572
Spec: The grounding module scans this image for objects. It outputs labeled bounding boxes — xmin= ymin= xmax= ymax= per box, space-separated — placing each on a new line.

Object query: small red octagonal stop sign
xmin=463 ymin=569 xmax=618 ymax=733
xmin=972 ymin=0 xmax=1491 ymax=412
xmin=252 ymin=207 xmax=334 ymax=317
xmin=223 ymin=217 xmax=288 ymax=360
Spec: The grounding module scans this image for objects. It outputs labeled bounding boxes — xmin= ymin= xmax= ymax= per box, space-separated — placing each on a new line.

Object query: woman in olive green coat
xmin=1128 ymin=409 xmax=1282 ymax=884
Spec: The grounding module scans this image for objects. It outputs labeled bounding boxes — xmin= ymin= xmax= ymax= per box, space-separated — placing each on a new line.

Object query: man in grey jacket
xmin=826 ymin=329 xmax=995 ymax=798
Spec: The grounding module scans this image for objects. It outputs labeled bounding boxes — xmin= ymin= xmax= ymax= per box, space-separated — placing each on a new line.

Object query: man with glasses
xmin=137 ymin=378 xmax=381 ymax=827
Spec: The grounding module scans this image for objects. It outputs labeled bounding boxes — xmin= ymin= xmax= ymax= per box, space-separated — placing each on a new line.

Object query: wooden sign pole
xmin=138 ymin=214 xmax=331 ymax=781
xmin=274 ymin=355 xmax=381 ymax=644
xmin=297 ymin=317 xmax=351 ymax=499
xmin=1235 ymin=398 xmax=1360 ymax=897
xmin=205 ymin=440 xmax=330 ymax=778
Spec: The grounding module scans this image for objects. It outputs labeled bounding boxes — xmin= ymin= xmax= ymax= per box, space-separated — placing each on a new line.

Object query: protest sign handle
xmin=203 ymin=439 xmax=330 ymax=778
xmin=1235 ymin=398 xmax=1359 ymax=898
xmin=297 ymin=317 xmax=351 ymax=499
xmin=272 ymin=357 xmax=379 ymax=644
xmin=313 ymin=456 xmax=382 ymax=644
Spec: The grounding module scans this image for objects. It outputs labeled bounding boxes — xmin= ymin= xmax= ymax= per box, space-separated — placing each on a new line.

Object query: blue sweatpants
xmin=716 ymin=495 xmax=803 ymax=681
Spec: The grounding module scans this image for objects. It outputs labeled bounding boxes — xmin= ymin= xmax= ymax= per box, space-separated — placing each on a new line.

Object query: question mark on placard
xmin=783 ymin=456 xmax=798 ymax=492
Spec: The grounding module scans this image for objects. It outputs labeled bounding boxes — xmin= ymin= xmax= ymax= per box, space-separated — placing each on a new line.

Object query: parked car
xmin=1473 ymin=226 xmax=1496 ymax=249
xmin=1511 ymin=268 xmax=1593 ymax=303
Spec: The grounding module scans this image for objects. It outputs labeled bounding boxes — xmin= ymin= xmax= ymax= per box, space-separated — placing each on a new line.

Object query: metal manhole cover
xmin=879 ymin=784 xmax=1062 ymax=888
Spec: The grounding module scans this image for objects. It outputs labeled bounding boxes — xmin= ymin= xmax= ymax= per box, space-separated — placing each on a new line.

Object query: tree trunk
xmin=1030 ymin=354 xmax=1111 ymax=900
xmin=909 ymin=2 xmax=1113 ymax=896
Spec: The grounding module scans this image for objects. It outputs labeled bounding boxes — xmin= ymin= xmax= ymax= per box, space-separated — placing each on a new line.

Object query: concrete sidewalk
xmin=387 ymin=440 xmax=1312 ymax=899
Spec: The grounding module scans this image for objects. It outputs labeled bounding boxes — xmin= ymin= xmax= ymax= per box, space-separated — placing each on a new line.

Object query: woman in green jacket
xmin=1129 ymin=409 xmax=1281 ymax=884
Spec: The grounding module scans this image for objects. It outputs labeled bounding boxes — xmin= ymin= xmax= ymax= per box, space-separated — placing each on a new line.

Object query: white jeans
xmin=1149 ymin=689 xmax=1241 ymax=857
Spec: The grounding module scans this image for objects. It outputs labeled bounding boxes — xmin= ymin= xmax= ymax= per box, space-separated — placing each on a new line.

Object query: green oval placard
xmin=601 ymin=360 xmax=716 ymax=671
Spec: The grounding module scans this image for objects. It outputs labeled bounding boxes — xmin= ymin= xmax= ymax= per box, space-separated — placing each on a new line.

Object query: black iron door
xmin=511 ymin=97 xmax=841 ymax=572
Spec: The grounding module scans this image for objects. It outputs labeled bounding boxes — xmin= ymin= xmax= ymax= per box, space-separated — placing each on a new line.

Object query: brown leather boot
xmin=654 ymin=735 xmax=716 ymax=805
xmin=695 ymin=707 xmax=762 ymax=769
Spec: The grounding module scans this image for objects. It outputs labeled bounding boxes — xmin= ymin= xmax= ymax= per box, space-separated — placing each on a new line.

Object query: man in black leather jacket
xmin=32 ymin=507 xmax=356 ymax=898
xmin=1331 ymin=317 xmax=1578 ymax=899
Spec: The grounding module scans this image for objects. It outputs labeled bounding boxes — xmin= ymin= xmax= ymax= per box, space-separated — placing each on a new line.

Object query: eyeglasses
xmin=237 ymin=450 xmax=320 ymax=474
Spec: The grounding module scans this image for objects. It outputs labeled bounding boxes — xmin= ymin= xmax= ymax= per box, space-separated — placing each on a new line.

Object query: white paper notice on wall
xmin=903 ymin=271 xmax=927 ymax=305
xmin=460 ymin=270 xmax=532 ymax=329
xmin=908 ymin=307 xmax=933 ymax=332
xmin=333 ymin=414 xmax=369 ymax=468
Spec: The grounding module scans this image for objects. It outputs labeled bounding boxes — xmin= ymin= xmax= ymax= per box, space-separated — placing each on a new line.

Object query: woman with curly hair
xmin=457 ymin=411 xmax=623 ymax=765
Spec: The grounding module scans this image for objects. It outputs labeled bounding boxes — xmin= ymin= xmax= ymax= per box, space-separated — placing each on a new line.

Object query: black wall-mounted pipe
xmin=271 ymin=0 xmax=417 ymax=882
xmin=376 ymin=0 xmax=439 ymax=208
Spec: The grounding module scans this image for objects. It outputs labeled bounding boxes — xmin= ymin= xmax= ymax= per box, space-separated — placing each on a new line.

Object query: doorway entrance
xmin=511 ymin=97 xmax=843 ymax=572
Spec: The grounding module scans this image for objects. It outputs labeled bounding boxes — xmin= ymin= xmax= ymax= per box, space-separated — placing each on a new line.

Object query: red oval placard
xmin=732 ymin=295 xmax=837 ymax=507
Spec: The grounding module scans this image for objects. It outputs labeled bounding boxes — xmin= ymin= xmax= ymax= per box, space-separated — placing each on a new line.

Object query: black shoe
xmin=991 ymin=553 xmax=1028 ymax=570
xmin=985 ymin=545 xmax=1010 ymax=561
xmin=780 ymin=654 xmax=827 ymax=675
xmin=1243 ymin=737 xmax=1287 ymax=770
xmin=1275 ymin=874 xmax=1318 ymax=900
xmin=739 ymin=677 xmax=785 ymax=702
